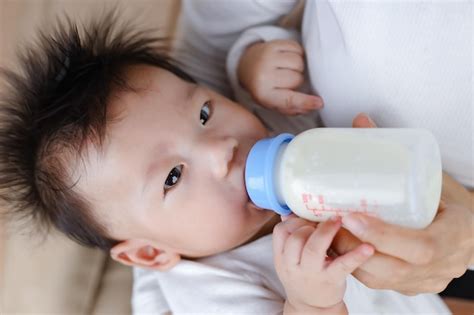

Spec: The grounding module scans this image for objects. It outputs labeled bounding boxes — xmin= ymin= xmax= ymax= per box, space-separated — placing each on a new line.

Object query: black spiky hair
xmin=0 ymin=11 xmax=194 ymax=251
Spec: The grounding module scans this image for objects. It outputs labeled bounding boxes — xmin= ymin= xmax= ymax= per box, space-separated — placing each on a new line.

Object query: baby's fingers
xmin=273 ymin=217 xmax=317 ymax=260
xmin=300 ymin=218 xmax=342 ymax=268
xmin=284 ymin=225 xmax=316 ymax=265
xmin=274 ymin=69 xmax=304 ymax=89
xmin=327 ymin=243 xmax=375 ymax=279
xmin=271 ymin=89 xmax=323 ymax=115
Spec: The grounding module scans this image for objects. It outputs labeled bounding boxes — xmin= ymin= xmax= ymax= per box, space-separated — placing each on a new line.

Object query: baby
xmin=0 ymin=13 xmax=450 ymax=315
xmin=0 ymin=13 xmax=377 ymax=314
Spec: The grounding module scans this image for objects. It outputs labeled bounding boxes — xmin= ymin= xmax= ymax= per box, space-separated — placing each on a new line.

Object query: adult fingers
xmin=352 ymin=113 xmax=377 ymax=128
xmin=353 ymin=264 xmax=452 ymax=294
xmin=352 ymin=250 xmax=412 ymax=286
xmin=327 ymin=243 xmax=375 ymax=279
xmin=341 ymin=213 xmax=435 ymax=265
xmin=349 ymin=246 xmax=459 ymax=292
xmin=331 ymin=227 xmax=363 ymax=256
xmin=427 ymin=203 xmax=472 ymax=262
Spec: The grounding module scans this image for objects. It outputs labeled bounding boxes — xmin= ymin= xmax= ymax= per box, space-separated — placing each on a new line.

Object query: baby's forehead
xmin=123 ymin=64 xmax=190 ymax=94
xmin=108 ymin=65 xmax=194 ymax=115
xmin=107 ymin=65 xmax=193 ymax=123
xmin=92 ymin=66 xmax=197 ymax=169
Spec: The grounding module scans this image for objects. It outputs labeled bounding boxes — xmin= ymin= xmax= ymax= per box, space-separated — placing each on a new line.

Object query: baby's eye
xmin=200 ymin=100 xmax=212 ymax=125
xmin=164 ymin=165 xmax=183 ymax=192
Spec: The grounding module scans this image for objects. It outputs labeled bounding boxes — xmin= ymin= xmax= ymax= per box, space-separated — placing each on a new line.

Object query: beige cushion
xmin=0 ymin=0 xmax=180 ymax=313
xmin=92 ymin=257 xmax=133 ymax=315
xmin=1 ymin=228 xmax=109 ymax=314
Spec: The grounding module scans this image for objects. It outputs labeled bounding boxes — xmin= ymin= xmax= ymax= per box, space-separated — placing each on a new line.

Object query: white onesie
xmin=133 ymin=235 xmax=450 ymax=314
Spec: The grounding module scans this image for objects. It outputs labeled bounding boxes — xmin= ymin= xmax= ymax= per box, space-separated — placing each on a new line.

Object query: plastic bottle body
xmin=273 ymin=128 xmax=442 ymax=229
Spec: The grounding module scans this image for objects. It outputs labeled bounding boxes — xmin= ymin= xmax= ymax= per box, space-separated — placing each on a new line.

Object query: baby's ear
xmin=110 ymin=240 xmax=181 ymax=271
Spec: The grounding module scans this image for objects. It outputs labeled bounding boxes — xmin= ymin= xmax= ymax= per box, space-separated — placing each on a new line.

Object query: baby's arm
xmin=273 ymin=216 xmax=375 ymax=314
xmin=173 ymin=0 xmax=299 ymax=97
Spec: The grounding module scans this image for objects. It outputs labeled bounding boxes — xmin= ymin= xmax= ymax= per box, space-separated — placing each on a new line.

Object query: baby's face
xmin=74 ymin=65 xmax=277 ymax=262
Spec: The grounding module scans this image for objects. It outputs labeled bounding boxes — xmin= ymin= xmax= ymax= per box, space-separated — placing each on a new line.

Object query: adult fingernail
xmin=358 ymin=113 xmax=370 ymax=126
xmin=366 ymin=116 xmax=376 ymax=127
xmin=342 ymin=215 xmax=366 ymax=236
xmin=359 ymin=113 xmax=376 ymax=127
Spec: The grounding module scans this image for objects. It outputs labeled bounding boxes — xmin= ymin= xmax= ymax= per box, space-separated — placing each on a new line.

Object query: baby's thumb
xmin=327 ymin=243 xmax=374 ymax=277
xmin=272 ymin=89 xmax=323 ymax=114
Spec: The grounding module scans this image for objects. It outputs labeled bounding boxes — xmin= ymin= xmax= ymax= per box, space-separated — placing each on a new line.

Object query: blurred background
xmin=0 ymin=1 xmax=180 ymax=313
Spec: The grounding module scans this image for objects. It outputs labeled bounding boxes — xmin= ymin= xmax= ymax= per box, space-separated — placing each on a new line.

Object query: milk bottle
xmin=245 ymin=128 xmax=442 ymax=229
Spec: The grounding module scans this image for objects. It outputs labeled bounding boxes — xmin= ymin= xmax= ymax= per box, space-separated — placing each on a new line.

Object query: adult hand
xmin=331 ymin=113 xmax=474 ymax=296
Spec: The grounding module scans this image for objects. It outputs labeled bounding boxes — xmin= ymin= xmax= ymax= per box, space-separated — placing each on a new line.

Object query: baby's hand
xmin=238 ymin=40 xmax=323 ymax=115
xmin=273 ymin=216 xmax=374 ymax=311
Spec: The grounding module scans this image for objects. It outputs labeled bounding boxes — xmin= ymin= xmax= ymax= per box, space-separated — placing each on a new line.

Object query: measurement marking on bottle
xmin=301 ymin=193 xmax=377 ymax=217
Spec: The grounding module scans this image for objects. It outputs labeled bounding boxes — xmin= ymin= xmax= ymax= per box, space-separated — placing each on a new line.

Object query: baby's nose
xmin=208 ymin=137 xmax=238 ymax=179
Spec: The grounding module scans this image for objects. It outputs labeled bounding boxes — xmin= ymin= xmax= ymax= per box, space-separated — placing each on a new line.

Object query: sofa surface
xmin=0 ymin=1 xmax=180 ymax=313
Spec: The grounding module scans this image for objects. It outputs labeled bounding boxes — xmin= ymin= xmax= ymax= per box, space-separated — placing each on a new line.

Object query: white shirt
xmin=224 ymin=0 xmax=473 ymax=189
xmin=133 ymin=235 xmax=450 ymax=314
xmin=301 ymin=0 xmax=473 ymax=189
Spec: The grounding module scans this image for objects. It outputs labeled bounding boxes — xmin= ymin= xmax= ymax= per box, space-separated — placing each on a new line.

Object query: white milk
xmin=245 ymin=128 xmax=442 ymax=229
